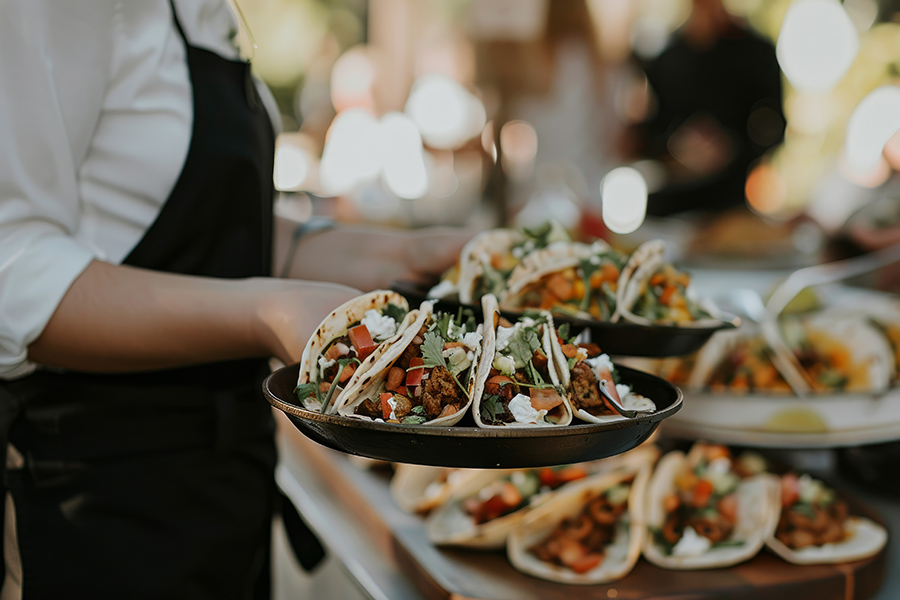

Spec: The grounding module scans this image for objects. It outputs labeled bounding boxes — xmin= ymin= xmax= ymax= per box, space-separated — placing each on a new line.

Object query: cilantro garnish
xmin=294 ymin=382 xmax=320 ymax=406
xmin=480 ymin=393 xmax=505 ymax=423
xmin=420 ymin=330 xmax=470 ymax=399
xmin=556 ymin=322 xmax=572 ymax=344
xmin=383 ymin=303 xmax=407 ymax=324
xmin=507 ymin=327 xmax=540 ymax=369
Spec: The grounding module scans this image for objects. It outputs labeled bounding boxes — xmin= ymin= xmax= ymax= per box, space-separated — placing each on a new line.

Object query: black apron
xmin=1 ymin=3 xmax=276 ymax=598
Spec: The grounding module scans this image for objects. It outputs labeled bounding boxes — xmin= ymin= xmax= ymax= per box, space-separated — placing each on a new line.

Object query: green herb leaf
xmin=401 ymin=415 xmax=427 ymax=425
xmin=421 ymin=330 xmax=447 ymax=369
xmin=710 ymin=539 xmax=745 ymax=550
xmin=507 ymin=327 xmax=540 ymax=369
xmin=578 ymin=258 xmax=600 ymax=312
xmin=294 ymin=383 xmax=319 ymax=405
xmin=409 ymin=404 xmax=426 ymax=416
xmin=383 ymin=303 xmax=407 ymax=324
xmin=791 ymin=501 xmax=818 ymax=520
xmin=480 ymin=393 xmax=505 ymax=423
xmin=556 ymin=322 xmax=571 ymax=344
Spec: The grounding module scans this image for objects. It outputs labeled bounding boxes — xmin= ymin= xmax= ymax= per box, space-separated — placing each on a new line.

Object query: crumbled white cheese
xmin=461 ymin=331 xmax=483 ymax=352
xmin=387 ymin=397 xmax=398 ymax=420
xmin=495 ymin=318 xmax=536 ymax=352
xmin=589 ymin=254 xmax=602 ymax=265
xmin=361 ymin=309 xmax=398 ymax=342
xmin=707 ymin=457 xmax=732 ymax=476
xmin=493 ymin=353 xmax=516 ymax=375
xmin=672 ymin=526 xmax=712 ymax=557
xmin=508 ymin=394 xmax=549 ymax=425
xmin=443 ymin=346 xmax=471 ymax=375
xmin=334 ymin=342 xmax=350 ymax=356
xmin=798 ymin=473 xmax=827 ymax=504
xmin=427 ymin=279 xmax=458 ymax=299
xmin=576 ymin=347 xmax=588 ymax=360
xmin=317 ymin=356 xmax=336 ymax=379
xmin=585 ymin=353 xmax=615 ymax=375
xmin=512 ymin=246 xmax=525 ymax=259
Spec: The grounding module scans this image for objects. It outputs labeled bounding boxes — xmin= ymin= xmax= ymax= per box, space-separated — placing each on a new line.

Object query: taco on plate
xmin=767 ymin=471 xmax=887 ymax=564
xmin=506 ymin=456 xmax=654 ymax=584
xmin=336 ymin=302 xmax=486 ymax=426
xmin=614 ymin=240 xmax=720 ymax=327
xmin=473 ymin=294 xmax=572 ymax=427
xmin=501 ymin=240 xmax=628 ymax=321
xmin=643 ymin=442 xmax=780 ymax=569
xmin=546 ymin=327 xmax=656 ymax=424
xmin=294 ymin=290 xmax=415 ymax=414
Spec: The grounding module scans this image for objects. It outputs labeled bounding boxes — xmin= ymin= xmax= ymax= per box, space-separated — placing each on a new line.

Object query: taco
xmin=501 ymin=240 xmax=628 ymax=321
xmin=546 ymin=328 xmax=656 ymax=424
xmin=389 ymin=465 xmax=494 ymax=515
xmin=643 ymin=442 xmax=780 ymax=570
xmin=689 ymin=313 xmax=894 ymax=395
xmin=336 ymin=302 xmax=486 ymax=426
xmin=614 ymin=240 xmax=720 ymax=327
xmin=294 ymin=291 xmax=415 ymax=414
xmin=767 ymin=471 xmax=887 ymax=564
xmin=506 ymin=457 xmax=653 ymax=584
xmin=424 ymin=448 xmax=658 ymax=549
xmin=428 ymin=221 xmax=573 ymax=305
xmin=473 ymin=294 xmax=572 ymax=427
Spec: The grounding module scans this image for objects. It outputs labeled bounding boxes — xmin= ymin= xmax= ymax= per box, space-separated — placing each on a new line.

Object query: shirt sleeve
xmin=0 ymin=2 xmax=113 ymax=377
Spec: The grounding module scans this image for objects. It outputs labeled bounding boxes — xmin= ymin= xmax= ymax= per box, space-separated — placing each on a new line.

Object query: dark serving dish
xmin=391 ymin=280 xmax=739 ymax=358
xmin=265 ymin=363 xmax=683 ymax=469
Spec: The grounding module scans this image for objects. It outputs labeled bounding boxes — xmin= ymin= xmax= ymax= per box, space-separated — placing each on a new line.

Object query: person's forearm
xmin=27 ymin=260 xmax=347 ymax=372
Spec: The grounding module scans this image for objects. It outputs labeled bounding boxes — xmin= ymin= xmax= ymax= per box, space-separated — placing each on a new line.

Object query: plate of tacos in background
xmin=395 ymin=224 xmax=737 ymax=357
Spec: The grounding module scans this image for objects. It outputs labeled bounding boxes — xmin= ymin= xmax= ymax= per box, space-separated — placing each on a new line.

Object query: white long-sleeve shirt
xmin=0 ymin=0 xmax=278 ymax=378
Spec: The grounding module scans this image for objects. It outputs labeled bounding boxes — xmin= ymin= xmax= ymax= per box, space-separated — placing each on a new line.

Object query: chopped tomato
xmin=702 ymin=444 xmax=732 ymax=462
xmin=500 ymin=481 xmax=523 ymax=507
xmin=395 ymin=386 xmax=408 ymax=397
xmin=556 ymin=466 xmax=588 ymax=483
xmin=386 ymin=366 xmax=405 ymax=391
xmin=691 ymin=479 xmax=714 ymax=508
xmin=337 ymin=362 xmax=357 ymax=383
xmin=569 ymin=552 xmax=604 ymax=574
xmin=649 ymin=272 xmax=666 ymax=287
xmin=324 ymin=343 xmax=345 ymax=361
xmin=379 ymin=392 xmax=394 ymax=419
xmin=530 ymin=387 xmax=564 ymax=411
xmin=406 ymin=358 xmax=425 ymax=387
xmin=547 ymin=272 xmax=575 ymax=301
xmin=781 ymin=472 xmax=800 ymax=508
xmin=537 ymin=468 xmax=558 ymax=487
xmin=659 ymin=284 xmax=678 ymax=306
xmin=663 ymin=493 xmax=680 ymax=513
xmin=349 ymin=325 xmax=377 ymax=360
xmin=601 ymin=262 xmax=620 ymax=283
xmin=718 ymin=493 xmax=738 ymax=523
xmin=560 ymin=344 xmax=580 ymax=359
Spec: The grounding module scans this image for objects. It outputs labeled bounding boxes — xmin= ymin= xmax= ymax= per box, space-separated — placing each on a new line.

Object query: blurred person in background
xmin=0 ymin=1 xmax=468 ymax=598
xmin=622 ymin=0 xmax=786 ymax=217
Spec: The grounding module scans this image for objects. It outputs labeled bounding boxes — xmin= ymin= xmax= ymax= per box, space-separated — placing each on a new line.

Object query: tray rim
xmin=265 ymin=363 xmax=683 ymax=439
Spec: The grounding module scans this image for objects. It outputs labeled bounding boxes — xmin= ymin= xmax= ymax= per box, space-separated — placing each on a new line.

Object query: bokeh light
xmin=601 ymin=167 xmax=648 ymax=234
xmin=380 ymin=112 xmax=429 ymax=200
xmin=776 ymin=0 xmax=859 ymax=93
xmin=844 ymin=85 xmax=900 ymax=176
xmin=319 ymin=109 xmax=381 ymax=196
xmin=745 ymin=161 xmax=788 ymax=215
xmin=499 ymin=120 xmax=539 ymax=180
xmin=404 ymin=74 xmax=486 ymax=150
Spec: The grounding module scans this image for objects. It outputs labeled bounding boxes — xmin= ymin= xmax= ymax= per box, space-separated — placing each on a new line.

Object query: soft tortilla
xmin=506 ymin=459 xmax=653 ymax=584
xmin=457 ymin=229 xmax=524 ymax=304
xmin=336 ymin=301 xmax=485 ymax=427
xmin=643 ymin=448 xmax=780 ymax=570
xmin=297 ymin=290 xmax=413 ymax=412
xmin=473 ymin=294 xmax=573 ymax=428
xmin=766 ymin=515 xmax=887 ymax=565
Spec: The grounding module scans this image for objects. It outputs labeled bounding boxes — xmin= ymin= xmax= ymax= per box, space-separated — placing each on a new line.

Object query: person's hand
xmin=252 ymin=278 xmax=361 ymax=366
xmin=283 ymin=224 xmax=474 ymax=291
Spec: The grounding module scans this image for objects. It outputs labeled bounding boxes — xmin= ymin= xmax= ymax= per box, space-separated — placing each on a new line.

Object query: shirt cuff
xmin=0 ymin=235 xmax=96 ymax=378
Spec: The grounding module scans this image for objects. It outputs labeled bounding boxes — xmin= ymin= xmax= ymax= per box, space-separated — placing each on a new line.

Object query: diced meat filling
xmin=776 ymin=500 xmax=848 ymax=549
xmin=529 ymin=487 xmax=629 ymax=574
xmin=422 ymin=366 xmax=465 ymax=418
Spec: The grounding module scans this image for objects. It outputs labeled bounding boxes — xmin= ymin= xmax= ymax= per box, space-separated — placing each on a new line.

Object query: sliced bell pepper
xmin=405 ymin=357 xmax=425 ymax=387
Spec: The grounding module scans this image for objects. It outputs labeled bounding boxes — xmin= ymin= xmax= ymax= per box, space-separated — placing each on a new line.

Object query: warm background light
xmin=601 ymin=167 xmax=648 ymax=234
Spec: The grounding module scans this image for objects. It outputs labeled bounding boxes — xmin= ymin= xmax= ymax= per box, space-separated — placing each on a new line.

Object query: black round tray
xmin=390 ymin=281 xmax=738 ymax=357
xmin=264 ymin=363 xmax=683 ymax=468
